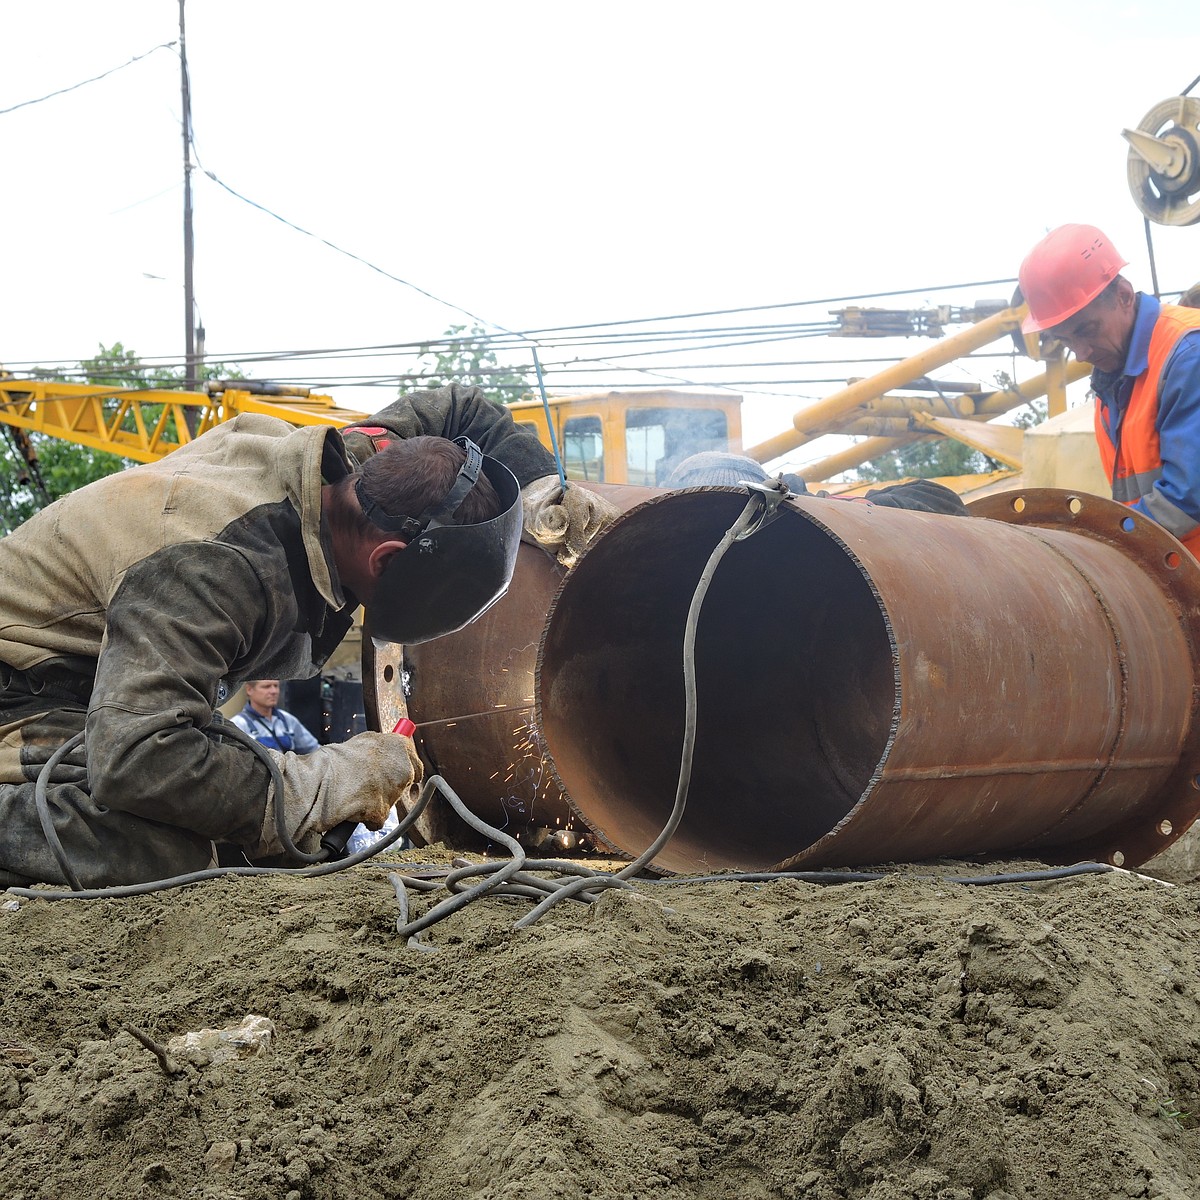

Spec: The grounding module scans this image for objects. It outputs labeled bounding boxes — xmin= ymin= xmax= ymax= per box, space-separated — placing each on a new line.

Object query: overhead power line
xmin=0 ymin=42 xmax=178 ymax=116
xmin=188 ymin=141 xmax=1022 ymax=379
xmin=1 ymin=298 xmax=1022 ymax=375
xmin=195 ymin=162 xmax=498 ymax=332
xmin=504 ymin=280 xmax=1021 ymax=338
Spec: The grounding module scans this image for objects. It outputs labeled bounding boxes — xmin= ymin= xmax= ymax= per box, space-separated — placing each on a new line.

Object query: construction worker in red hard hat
xmin=1019 ymin=223 xmax=1200 ymax=556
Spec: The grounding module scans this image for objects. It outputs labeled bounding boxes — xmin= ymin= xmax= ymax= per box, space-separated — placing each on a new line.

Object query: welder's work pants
xmin=0 ymin=666 xmax=214 ymax=890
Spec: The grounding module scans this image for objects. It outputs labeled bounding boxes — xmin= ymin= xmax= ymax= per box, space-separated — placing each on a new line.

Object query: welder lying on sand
xmin=0 ymin=386 xmax=617 ymax=888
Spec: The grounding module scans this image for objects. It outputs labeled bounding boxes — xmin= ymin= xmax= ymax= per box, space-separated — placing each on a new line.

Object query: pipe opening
xmin=538 ymin=491 xmax=896 ymax=873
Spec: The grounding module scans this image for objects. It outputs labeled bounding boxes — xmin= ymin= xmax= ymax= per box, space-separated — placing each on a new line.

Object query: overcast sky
xmin=3 ymin=1 xmax=1199 ymax=470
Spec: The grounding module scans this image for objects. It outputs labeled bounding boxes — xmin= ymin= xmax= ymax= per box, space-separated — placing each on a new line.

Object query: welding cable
xmin=386 ymin=488 xmax=780 ymax=938
xmin=442 ymin=856 xmax=619 ymax=902
xmin=389 ymin=855 xmax=1128 ymax=937
xmin=29 ymin=717 xmax=367 ymax=874
xmin=8 ymin=757 xmax=451 ymax=901
xmin=24 ymin=716 xmax=335 ymax=874
xmin=511 ymin=489 xmax=779 ymax=929
xmin=32 ymin=731 xmax=86 ymax=892
xmin=388 ymin=776 xmax=639 ymax=939
xmin=636 ymin=863 xmax=1119 ymax=887
xmin=213 ymin=718 xmax=330 ymax=864
xmin=385 ymin=871 xmax=437 ymax=953
xmin=387 ymin=489 xmax=776 ymax=937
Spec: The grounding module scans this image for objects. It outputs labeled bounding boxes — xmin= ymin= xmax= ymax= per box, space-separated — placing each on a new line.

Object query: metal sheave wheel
xmin=1124 ymin=96 xmax=1200 ymax=227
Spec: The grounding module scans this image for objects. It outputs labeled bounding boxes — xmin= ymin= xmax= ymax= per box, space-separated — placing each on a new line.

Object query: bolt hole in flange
xmin=1111 ymin=851 xmax=1126 ymax=866
xmin=1107 ymin=511 xmax=1183 ymax=559
xmin=1159 ymin=819 xmax=1174 ymax=836
xmin=1068 ymin=496 xmax=1083 ymax=514
xmin=383 ymin=664 xmax=395 ymax=683
xmin=1012 ymin=496 xmax=1026 ymax=513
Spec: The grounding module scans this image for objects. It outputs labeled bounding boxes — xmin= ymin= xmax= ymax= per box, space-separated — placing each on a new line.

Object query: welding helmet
xmin=1019 ymin=224 xmax=1128 ymax=334
xmin=358 ymin=437 xmax=522 ymax=645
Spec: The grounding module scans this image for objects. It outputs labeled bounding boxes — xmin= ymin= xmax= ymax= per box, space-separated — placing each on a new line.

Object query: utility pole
xmin=180 ymin=0 xmax=197 ymax=390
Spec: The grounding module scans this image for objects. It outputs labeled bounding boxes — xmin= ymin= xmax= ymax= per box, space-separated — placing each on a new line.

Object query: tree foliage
xmin=412 ymin=325 xmax=534 ymax=404
xmin=854 ymin=437 xmax=998 ymax=484
xmin=0 ymin=344 xmax=242 ymax=534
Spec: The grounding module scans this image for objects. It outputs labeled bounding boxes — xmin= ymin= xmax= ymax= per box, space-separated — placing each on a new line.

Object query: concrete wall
xmin=1022 ymin=403 xmax=1108 ymax=496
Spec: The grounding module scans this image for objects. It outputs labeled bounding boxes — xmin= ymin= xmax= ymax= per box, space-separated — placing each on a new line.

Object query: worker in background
xmin=229 ymin=680 xmax=320 ymax=754
xmin=1180 ymin=282 xmax=1200 ymax=309
xmin=1018 ymin=224 xmax=1200 ymax=555
xmin=230 ymin=678 xmax=416 ymax=858
xmin=0 ymin=385 xmax=619 ymax=889
xmin=664 ymin=450 xmax=969 ymax=514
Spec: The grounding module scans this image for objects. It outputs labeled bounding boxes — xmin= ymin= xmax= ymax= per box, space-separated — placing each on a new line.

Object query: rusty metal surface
xmin=364 ymin=483 xmax=656 ymax=846
xmin=535 ymin=486 xmax=1200 ymax=875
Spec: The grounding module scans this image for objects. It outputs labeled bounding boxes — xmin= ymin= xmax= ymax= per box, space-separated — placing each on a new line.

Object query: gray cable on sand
xmin=388 ymin=489 xmax=777 ymax=938
xmin=10 ymin=764 xmax=443 ymax=901
xmin=33 ymin=731 xmax=86 ymax=892
xmin=513 ymin=489 xmax=770 ymax=928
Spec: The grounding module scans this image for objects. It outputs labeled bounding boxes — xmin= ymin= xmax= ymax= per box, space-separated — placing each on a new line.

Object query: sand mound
xmin=1 ymin=859 xmax=1198 ymax=1199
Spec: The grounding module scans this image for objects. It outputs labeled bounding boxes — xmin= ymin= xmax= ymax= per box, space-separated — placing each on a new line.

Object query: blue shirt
xmin=1091 ymin=293 xmax=1200 ymax=536
xmin=230 ymin=705 xmax=320 ymax=754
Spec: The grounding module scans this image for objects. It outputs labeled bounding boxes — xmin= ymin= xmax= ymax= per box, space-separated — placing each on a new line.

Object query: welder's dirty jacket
xmin=0 ymin=385 xmax=554 ymax=848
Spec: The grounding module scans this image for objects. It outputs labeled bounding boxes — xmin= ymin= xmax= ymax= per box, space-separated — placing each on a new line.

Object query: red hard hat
xmin=1018 ymin=224 xmax=1128 ymax=334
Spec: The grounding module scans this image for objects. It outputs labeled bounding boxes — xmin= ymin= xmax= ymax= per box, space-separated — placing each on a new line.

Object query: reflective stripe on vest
xmin=1094 ymin=304 xmax=1200 ymax=555
xmin=1110 ymin=466 xmax=1162 ymax=504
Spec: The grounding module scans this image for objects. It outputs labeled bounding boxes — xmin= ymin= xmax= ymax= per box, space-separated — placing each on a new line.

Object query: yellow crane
xmin=0 ymin=377 xmax=369 ymax=465
xmin=0 ymin=376 xmax=747 ymax=487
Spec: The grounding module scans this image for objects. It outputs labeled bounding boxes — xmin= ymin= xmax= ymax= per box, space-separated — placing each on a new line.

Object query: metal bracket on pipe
xmin=735 ymin=479 xmax=789 ymax=541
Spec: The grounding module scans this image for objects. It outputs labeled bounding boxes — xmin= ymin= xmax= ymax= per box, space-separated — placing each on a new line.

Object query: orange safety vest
xmin=1094 ymin=303 xmax=1200 ymax=556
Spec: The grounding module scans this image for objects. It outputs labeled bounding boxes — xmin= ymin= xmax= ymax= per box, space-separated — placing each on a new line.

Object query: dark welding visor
xmin=362 ymin=438 xmax=522 ymax=645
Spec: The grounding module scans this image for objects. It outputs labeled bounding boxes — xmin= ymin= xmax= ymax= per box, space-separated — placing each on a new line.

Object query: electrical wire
xmin=636 ymin=864 xmax=1118 ymax=887
xmin=511 ymin=483 xmax=781 ymax=927
xmin=500 ymin=281 xmax=1021 ymax=339
xmin=8 ymin=763 xmax=445 ymax=901
xmin=1145 ymin=218 xmax=1161 ymax=300
xmin=196 ymin=164 xmax=498 ymax=332
xmin=0 ymin=285 xmax=1029 ymax=382
xmin=33 ymin=733 xmax=85 ymax=891
xmin=0 ymin=42 xmax=178 ymax=116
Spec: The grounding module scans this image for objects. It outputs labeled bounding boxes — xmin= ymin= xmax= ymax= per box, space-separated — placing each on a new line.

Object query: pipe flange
xmin=968 ymin=487 xmax=1200 ymax=868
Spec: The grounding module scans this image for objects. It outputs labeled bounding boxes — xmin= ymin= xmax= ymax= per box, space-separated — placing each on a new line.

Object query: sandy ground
xmin=2 ymin=848 xmax=1200 ymax=1200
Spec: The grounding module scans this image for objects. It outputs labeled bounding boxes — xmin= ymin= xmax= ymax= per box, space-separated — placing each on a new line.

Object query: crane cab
xmin=508 ymin=389 xmax=743 ymax=486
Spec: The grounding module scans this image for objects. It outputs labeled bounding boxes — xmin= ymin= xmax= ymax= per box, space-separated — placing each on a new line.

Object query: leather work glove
xmin=863 ymin=480 xmax=969 ymax=517
xmin=253 ymin=731 xmax=424 ymax=858
xmin=520 ymin=475 xmax=621 ymax=568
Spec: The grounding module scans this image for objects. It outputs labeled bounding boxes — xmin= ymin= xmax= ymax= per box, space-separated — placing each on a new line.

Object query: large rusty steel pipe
xmin=535 ymin=487 xmax=1200 ymax=875
xmin=364 ymin=483 xmax=655 ymax=845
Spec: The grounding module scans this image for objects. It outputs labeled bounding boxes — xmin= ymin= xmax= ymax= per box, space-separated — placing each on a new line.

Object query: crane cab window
xmin=563 ymin=415 xmax=605 ymax=481
xmin=625 ymin=407 xmax=729 ymax=486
